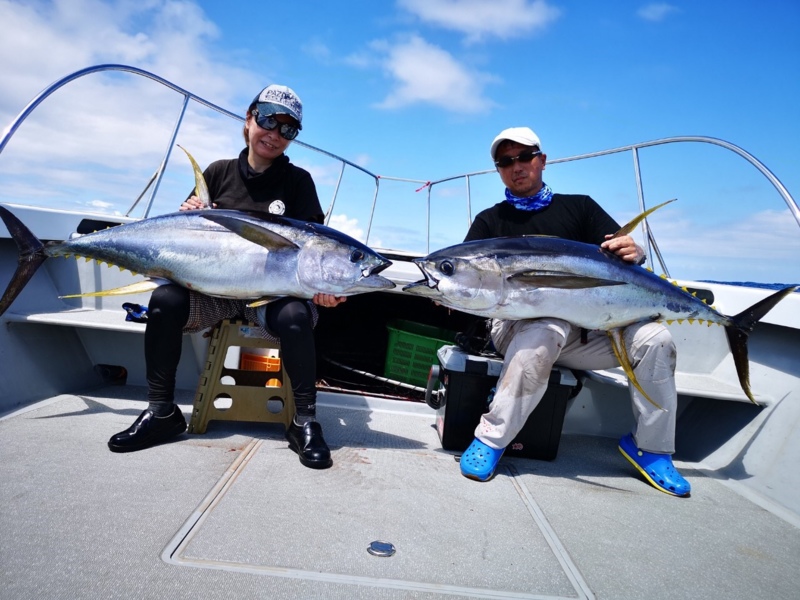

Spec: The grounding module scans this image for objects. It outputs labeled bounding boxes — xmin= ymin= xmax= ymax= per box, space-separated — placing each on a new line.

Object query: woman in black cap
xmin=107 ymin=84 xmax=341 ymax=469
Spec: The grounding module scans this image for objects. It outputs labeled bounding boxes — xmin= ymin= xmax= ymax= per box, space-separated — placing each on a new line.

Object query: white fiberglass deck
xmin=1 ymin=386 xmax=798 ymax=600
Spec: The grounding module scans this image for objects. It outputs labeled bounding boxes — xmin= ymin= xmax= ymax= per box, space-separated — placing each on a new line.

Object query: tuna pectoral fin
xmin=200 ymin=213 xmax=298 ymax=250
xmin=60 ymin=279 xmax=162 ymax=299
xmin=0 ymin=205 xmax=48 ymax=317
xmin=511 ymin=271 xmax=626 ymax=289
xmin=725 ymin=285 xmax=798 ymax=405
xmin=607 ymin=328 xmax=665 ymax=411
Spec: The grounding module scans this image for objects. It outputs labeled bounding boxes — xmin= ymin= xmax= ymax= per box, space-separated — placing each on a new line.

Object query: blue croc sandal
xmin=460 ymin=438 xmax=504 ymax=482
xmin=619 ymin=433 xmax=691 ymax=497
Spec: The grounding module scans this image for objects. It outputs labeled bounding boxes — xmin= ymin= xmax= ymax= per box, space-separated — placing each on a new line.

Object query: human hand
xmin=601 ymin=234 xmax=644 ymax=263
xmin=313 ymin=293 xmax=347 ymax=308
xmin=180 ymin=195 xmax=215 ymax=211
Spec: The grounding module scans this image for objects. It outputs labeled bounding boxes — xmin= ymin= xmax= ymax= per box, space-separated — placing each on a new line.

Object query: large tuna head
xmin=403 ymin=240 xmax=505 ymax=315
xmin=296 ymin=222 xmax=395 ymax=295
xmin=200 ymin=211 xmax=395 ymax=297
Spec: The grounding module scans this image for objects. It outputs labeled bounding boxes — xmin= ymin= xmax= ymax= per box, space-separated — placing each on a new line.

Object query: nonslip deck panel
xmin=171 ymin=444 xmax=579 ymax=598
xmin=1 ymin=386 xmax=799 ymax=599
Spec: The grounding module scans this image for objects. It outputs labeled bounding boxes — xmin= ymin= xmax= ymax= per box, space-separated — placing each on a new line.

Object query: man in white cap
xmin=458 ymin=126 xmax=690 ymax=497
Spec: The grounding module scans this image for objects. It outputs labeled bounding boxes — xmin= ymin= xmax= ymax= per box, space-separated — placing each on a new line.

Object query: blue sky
xmin=0 ymin=0 xmax=798 ymax=284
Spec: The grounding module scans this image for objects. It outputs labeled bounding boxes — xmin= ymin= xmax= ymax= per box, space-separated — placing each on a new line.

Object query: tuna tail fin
xmin=725 ymin=285 xmax=798 ymax=405
xmin=0 ymin=206 xmax=48 ymax=317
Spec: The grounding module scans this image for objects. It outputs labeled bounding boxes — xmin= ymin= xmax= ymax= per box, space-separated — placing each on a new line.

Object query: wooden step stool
xmin=189 ymin=319 xmax=295 ymax=434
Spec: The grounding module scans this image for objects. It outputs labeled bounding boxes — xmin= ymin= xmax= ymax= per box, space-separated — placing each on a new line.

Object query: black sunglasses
xmin=494 ymin=149 xmax=542 ymax=168
xmin=251 ymin=110 xmax=300 ymax=140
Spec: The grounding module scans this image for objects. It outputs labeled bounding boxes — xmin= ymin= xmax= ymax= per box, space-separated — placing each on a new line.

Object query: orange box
xmin=240 ymin=353 xmax=281 ymax=372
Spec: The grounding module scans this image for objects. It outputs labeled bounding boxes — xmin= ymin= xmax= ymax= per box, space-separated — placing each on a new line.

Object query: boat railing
xmin=2 ymin=64 xmax=798 ymax=277
xmin=423 ymin=139 xmax=800 ymax=276
xmin=0 ymin=64 xmax=381 ymax=221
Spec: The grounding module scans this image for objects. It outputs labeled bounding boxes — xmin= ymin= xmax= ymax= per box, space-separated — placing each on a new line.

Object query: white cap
xmin=490 ymin=127 xmax=541 ymax=159
xmin=252 ymin=84 xmax=303 ymax=127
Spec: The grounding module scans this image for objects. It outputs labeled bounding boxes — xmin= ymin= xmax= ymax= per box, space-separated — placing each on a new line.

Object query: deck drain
xmin=367 ymin=540 xmax=396 ymax=557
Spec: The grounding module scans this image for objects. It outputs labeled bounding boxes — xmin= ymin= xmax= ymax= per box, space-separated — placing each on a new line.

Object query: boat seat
xmin=189 ymin=319 xmax=295 ymax=434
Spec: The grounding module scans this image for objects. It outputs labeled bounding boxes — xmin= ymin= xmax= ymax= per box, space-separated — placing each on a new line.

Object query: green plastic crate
xmin=384 ymin=319 xmax=456 ymax=388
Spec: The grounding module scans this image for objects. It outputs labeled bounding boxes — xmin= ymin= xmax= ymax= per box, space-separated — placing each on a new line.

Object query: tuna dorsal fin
xmin=177 ymin=145 xmax=210 ymax=206
xmin=59 ymin=279 xmax=162 ymax=299
xmin=611 ymin=199 xmax=676 ymax=239
xmin=199 ymin=213 xmax=299 ymax=250
xmin=607 ymin=328 xmax=665 ymax=411
xmin=509 ymin=270 xmax=626 ymax=289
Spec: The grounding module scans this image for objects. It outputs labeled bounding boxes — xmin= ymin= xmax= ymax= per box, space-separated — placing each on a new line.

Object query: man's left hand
xmin=601 ymin=234 xmax=644 ymax=263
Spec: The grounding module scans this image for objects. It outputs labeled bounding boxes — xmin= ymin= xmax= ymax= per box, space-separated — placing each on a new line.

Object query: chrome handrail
xmin=424 ymin=136 xmax=800 ymax=271
xmin=2 ymin=65 xmax=798 ymax=267
xmin=0 ymin=64 xmax=380 ymax=221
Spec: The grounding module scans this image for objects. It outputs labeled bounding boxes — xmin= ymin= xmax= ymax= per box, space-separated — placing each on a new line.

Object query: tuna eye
xmin=350 ymin=249 xmax=364 ymax=263
xmin=439 ymin=260 xmax=455 ymax=276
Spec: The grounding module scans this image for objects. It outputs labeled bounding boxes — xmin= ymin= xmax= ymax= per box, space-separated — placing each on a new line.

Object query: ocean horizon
xmin=702 ymin=281 xmax=800 ymax=291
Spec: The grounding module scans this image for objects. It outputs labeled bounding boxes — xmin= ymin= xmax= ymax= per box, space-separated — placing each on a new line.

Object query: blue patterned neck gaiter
xmin=504 ymin=183 xmax=554 ymax=212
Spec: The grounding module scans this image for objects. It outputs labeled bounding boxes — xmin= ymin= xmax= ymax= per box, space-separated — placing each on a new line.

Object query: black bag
xmin=454 ymin=318 xmax=500 ymax=358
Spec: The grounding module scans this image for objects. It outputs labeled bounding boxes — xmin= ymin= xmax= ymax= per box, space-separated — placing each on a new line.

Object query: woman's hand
xmin=180 ymin=195 xmax=215 ymax=211
xmin=312 ymin=293 xmax=347 ymax=308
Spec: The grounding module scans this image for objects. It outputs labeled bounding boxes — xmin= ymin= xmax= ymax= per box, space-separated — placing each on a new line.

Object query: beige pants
xmin=476 ymin=318 xmax=677 ymax=454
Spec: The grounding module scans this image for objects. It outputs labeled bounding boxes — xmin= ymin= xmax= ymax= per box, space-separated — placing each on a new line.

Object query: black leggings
xmin=145 ymin=285 xmax=318 ymax=416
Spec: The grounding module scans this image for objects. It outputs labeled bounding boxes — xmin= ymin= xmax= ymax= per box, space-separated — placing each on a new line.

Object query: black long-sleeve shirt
xmin=194 ymin=148 xmax=323 ymax=223
xmin=464 ymin=193 xmax=620 ymax=244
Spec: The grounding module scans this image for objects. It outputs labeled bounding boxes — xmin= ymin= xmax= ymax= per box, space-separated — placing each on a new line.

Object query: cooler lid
xmin=437 ymin=345 xmax=504 ymax=377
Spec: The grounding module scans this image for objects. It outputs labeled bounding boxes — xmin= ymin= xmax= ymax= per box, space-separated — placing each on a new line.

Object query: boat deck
xmin=2 ymin=386 xmax=798 ymax=600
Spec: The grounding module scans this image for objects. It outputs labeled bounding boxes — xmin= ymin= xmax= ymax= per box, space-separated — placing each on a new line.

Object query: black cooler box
xmin=431 ymin=345 xmax=578 ymax=460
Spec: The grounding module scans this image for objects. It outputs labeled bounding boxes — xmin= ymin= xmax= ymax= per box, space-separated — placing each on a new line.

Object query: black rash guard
xmin=147 ymin=149 xmax=324 ymax=414
xmin=197 ymin=148 xmax=323 ymax=221
xmin=464 ymin=193 xmax=621 ymax=244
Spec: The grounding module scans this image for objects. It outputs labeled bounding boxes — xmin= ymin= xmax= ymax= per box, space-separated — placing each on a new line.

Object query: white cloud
xmin=372 ymin=35 xmax=497 ymax=113
xmin=295 ymin=160 xmax=345 ymax=188
xmin=88 ymin=199 xmax=114 ymax=209
xmin=328 ymin=213 xmax=365 ymax=241
xmin=656 ymin=208 xmax=799 ymax=260
xmin=637 ymin=3 xmax=680 ymax=22
xmin=701 ymin=209 xmax=800 ymax=259
xmin=651 ymin=208 xmax=800 ymax=284
xmin=0 ymin=0 xmax=262 ymax=215
xmin=325 ymin=212 xmax=384 ymax=249
xmin=342 ymin=50 xmax=374 ymax=70
xmin=352 ymin=153 xmax=372 ymax=169
xmin=0 ymin=0 xmax=258 ymax=122
xmin=302 ymin=39 xmax=333 ymax=63
xmin=398 ymin=0 xmax=561 ymax=42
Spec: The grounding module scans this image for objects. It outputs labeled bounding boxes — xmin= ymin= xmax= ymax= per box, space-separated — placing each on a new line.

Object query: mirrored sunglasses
xmin=252 ymin=111 xmax=300 ymax=140
xmin=494 ymin=149 xmax=542 ymax=168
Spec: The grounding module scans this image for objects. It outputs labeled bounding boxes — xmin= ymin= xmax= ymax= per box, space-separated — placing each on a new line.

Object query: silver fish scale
xmin=409 ymin=236 xmax=729 ymax=330
xmin=45 ymin=211 xmax=393 ymax=300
